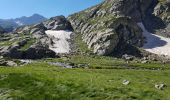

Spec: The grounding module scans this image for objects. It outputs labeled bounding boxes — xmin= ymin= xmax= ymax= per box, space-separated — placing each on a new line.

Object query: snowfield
xmin=45 ymin=30 xmax=73 ymax=54
xmin=137 ymin=23 xmax=170 ymax=56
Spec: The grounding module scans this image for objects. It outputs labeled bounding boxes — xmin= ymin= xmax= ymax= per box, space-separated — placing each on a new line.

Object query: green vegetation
xmin=19 ymin=38 xmax=36 ymax=51
xmin=0 ymin=61 xmax=170 ymax=99
xmin=74 ymin=34 xmax=92 ymax=54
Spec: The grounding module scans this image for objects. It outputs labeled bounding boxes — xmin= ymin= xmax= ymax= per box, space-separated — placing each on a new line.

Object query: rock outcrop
xmin=0 ymin=16 xmax=73 ymax=59
xmin=1 ymin=0 xmax=170 ymax=59
xmin=144 ymin=0 xmax=170 ymax=37
xmin=68 ymin=0 xmax=149 ymax=56
xmin=43 ymin=15 xmax=73 ymax=31
xmin=68 ymin=0 xmax=170 ymax=56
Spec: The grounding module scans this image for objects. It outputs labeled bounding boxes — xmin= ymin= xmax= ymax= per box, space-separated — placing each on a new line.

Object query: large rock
xmin=44 ymin=15 xmax=73 ymax=31
xmin=0 ymin=44 xmax=22 ymax=59
xmin=24 ymin=44 xmax=57 ymax=59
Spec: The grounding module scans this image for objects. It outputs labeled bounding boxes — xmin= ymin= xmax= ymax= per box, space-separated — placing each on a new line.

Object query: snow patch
xmin=45 ymin=30 xmax=73 ymax=54
xmin=137 ymin=22 xmax=170 ymax=56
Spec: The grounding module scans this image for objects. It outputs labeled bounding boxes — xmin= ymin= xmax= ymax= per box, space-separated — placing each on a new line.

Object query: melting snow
xmin=45 ymin=30 xmax=73 ymax=54
xmin=137 ymin=22 xmax=170 ymax=56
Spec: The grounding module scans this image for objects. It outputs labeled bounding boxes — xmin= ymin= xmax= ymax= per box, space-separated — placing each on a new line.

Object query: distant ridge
xmin=0 ymin=14 xmax=47 ymax=32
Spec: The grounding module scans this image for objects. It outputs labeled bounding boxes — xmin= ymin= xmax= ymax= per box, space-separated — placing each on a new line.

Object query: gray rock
xmin=24 ymin=44 xmax=57 ymax=59
xmin=155 ymin=84 xmax=166 ymax=90
xmin=77 ymin=64 xmax=89 ymax=68
xmin=0 ymin=59 xmax=17 ymax=67
xmin=122 ymin=54 xmax=134 ymax=61
xmin=122 ymin=80 xmax=130 ymax=85
xmin=18 ymin=39 xmax=28 ymax=47
xmin=44 ymin=15 xmax=73 ymax=31
xmin=0 ymin=45 xmax=22 ymax=59
xmin=6 ymin=61 xmax=17 ymax=67
xmin=141 ymin=60 xmax=148 ymax=64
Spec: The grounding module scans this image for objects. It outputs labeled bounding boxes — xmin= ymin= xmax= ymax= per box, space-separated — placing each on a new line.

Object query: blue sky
xmin=0 ymin=0 xmax=102 ymax=19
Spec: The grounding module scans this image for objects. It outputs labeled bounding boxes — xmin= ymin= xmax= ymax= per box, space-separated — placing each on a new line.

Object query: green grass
xmin=74 ymin=34 xmax=92 ymax=54
xmin=0 ymin=62 xmax=170 ymax=99
xmin=43 ymin=55 xmax=170 ymax=70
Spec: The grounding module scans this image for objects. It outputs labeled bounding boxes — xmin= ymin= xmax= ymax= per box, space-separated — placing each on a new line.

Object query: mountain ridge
xmin=0 ymin=14 xmax=47 ymax=32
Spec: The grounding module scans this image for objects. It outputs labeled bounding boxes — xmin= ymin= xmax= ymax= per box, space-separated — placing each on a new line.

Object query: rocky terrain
xmin=0 ymin=0 xmax=170 ymax=99
xmin=0 ymin=0 xmax=169 ymax=60
xmin=0 ymin=16 xmax=74 ymax=59
xmin=68 ymin=0 xmax=170 ymax=57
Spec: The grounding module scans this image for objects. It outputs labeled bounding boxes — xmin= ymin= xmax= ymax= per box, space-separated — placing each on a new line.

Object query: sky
xmin=0 ymin=0 xmax=103 ymax=19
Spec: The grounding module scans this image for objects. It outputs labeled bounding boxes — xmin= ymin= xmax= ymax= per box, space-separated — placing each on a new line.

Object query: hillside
xmin=0 ymin=0 xmax=170 ymax=99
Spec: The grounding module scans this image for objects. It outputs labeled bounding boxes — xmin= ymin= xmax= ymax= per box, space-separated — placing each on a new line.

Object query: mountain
xmin=0 ymin=0 xmax=170 ymax=60
xmin=1 ymin=1 xmax=170 ymax=99
xmin=68 ymin=0 xmax=170 ymax=57
xmin=0 ymin=14 xmax=47 ymax=32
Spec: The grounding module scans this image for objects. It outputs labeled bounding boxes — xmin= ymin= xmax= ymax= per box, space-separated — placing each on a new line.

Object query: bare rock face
xmin=44 ymin=15 xmax=73 ymax=31
xmin=68 ymin=0 xmax=147 ymax=56
xmin=154 ymin=0 xmax=170 ymax=37
xmin=24 ymin=44 xmax=56 ymax=59
xmin=144 ymin=0 xmax=170 ymax=37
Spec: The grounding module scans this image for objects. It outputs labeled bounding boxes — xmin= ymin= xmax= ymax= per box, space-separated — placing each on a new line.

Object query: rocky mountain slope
xmin=144 ymin=0 xmax=170 ymax=37
xmin=0 ymin=14 xmax=47 ymax=32
xmin=0 ymin=0 xmax=170 ymax=60
xmin=68 ymin=0 xmax=170 ymax=57
xmin=0 ymin=16 xmax=73 ymax=59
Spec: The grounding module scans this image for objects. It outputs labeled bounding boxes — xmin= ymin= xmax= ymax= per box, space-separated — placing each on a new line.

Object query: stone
xmin=122 ymin=54 xmax=134 ymax=61
xmin=0 ymin=45 xmax=22 ymax=59
xmin=77 ymin=64 xmax=89 ymax=68
xmin=141 ymin=60 xmax=148 ymax=64
xmin=122 ymin=80 xmax=130 ymax=85
xmin=6 ymin=61 xmax=17 ymax=67
xmin=155 ymin=84 xmax=166 ymax=90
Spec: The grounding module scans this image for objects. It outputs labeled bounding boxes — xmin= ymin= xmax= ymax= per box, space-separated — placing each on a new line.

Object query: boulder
xmin=155 ymin=83 xmax=166 ymax=90
xmin=0 ymin=45 xmax=22 ymax=59
xmin=122 ymin=54 xmax=134 ymax=61
xmin=24 ymin=44 xmax=57 ymax=59
xmin=6 ymin=61 xmax=17 ymax=67
xmin=0 ymin=59 xmax=17 ymax=67
xmin=44 ymin=15 xmax=73 ymax=31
